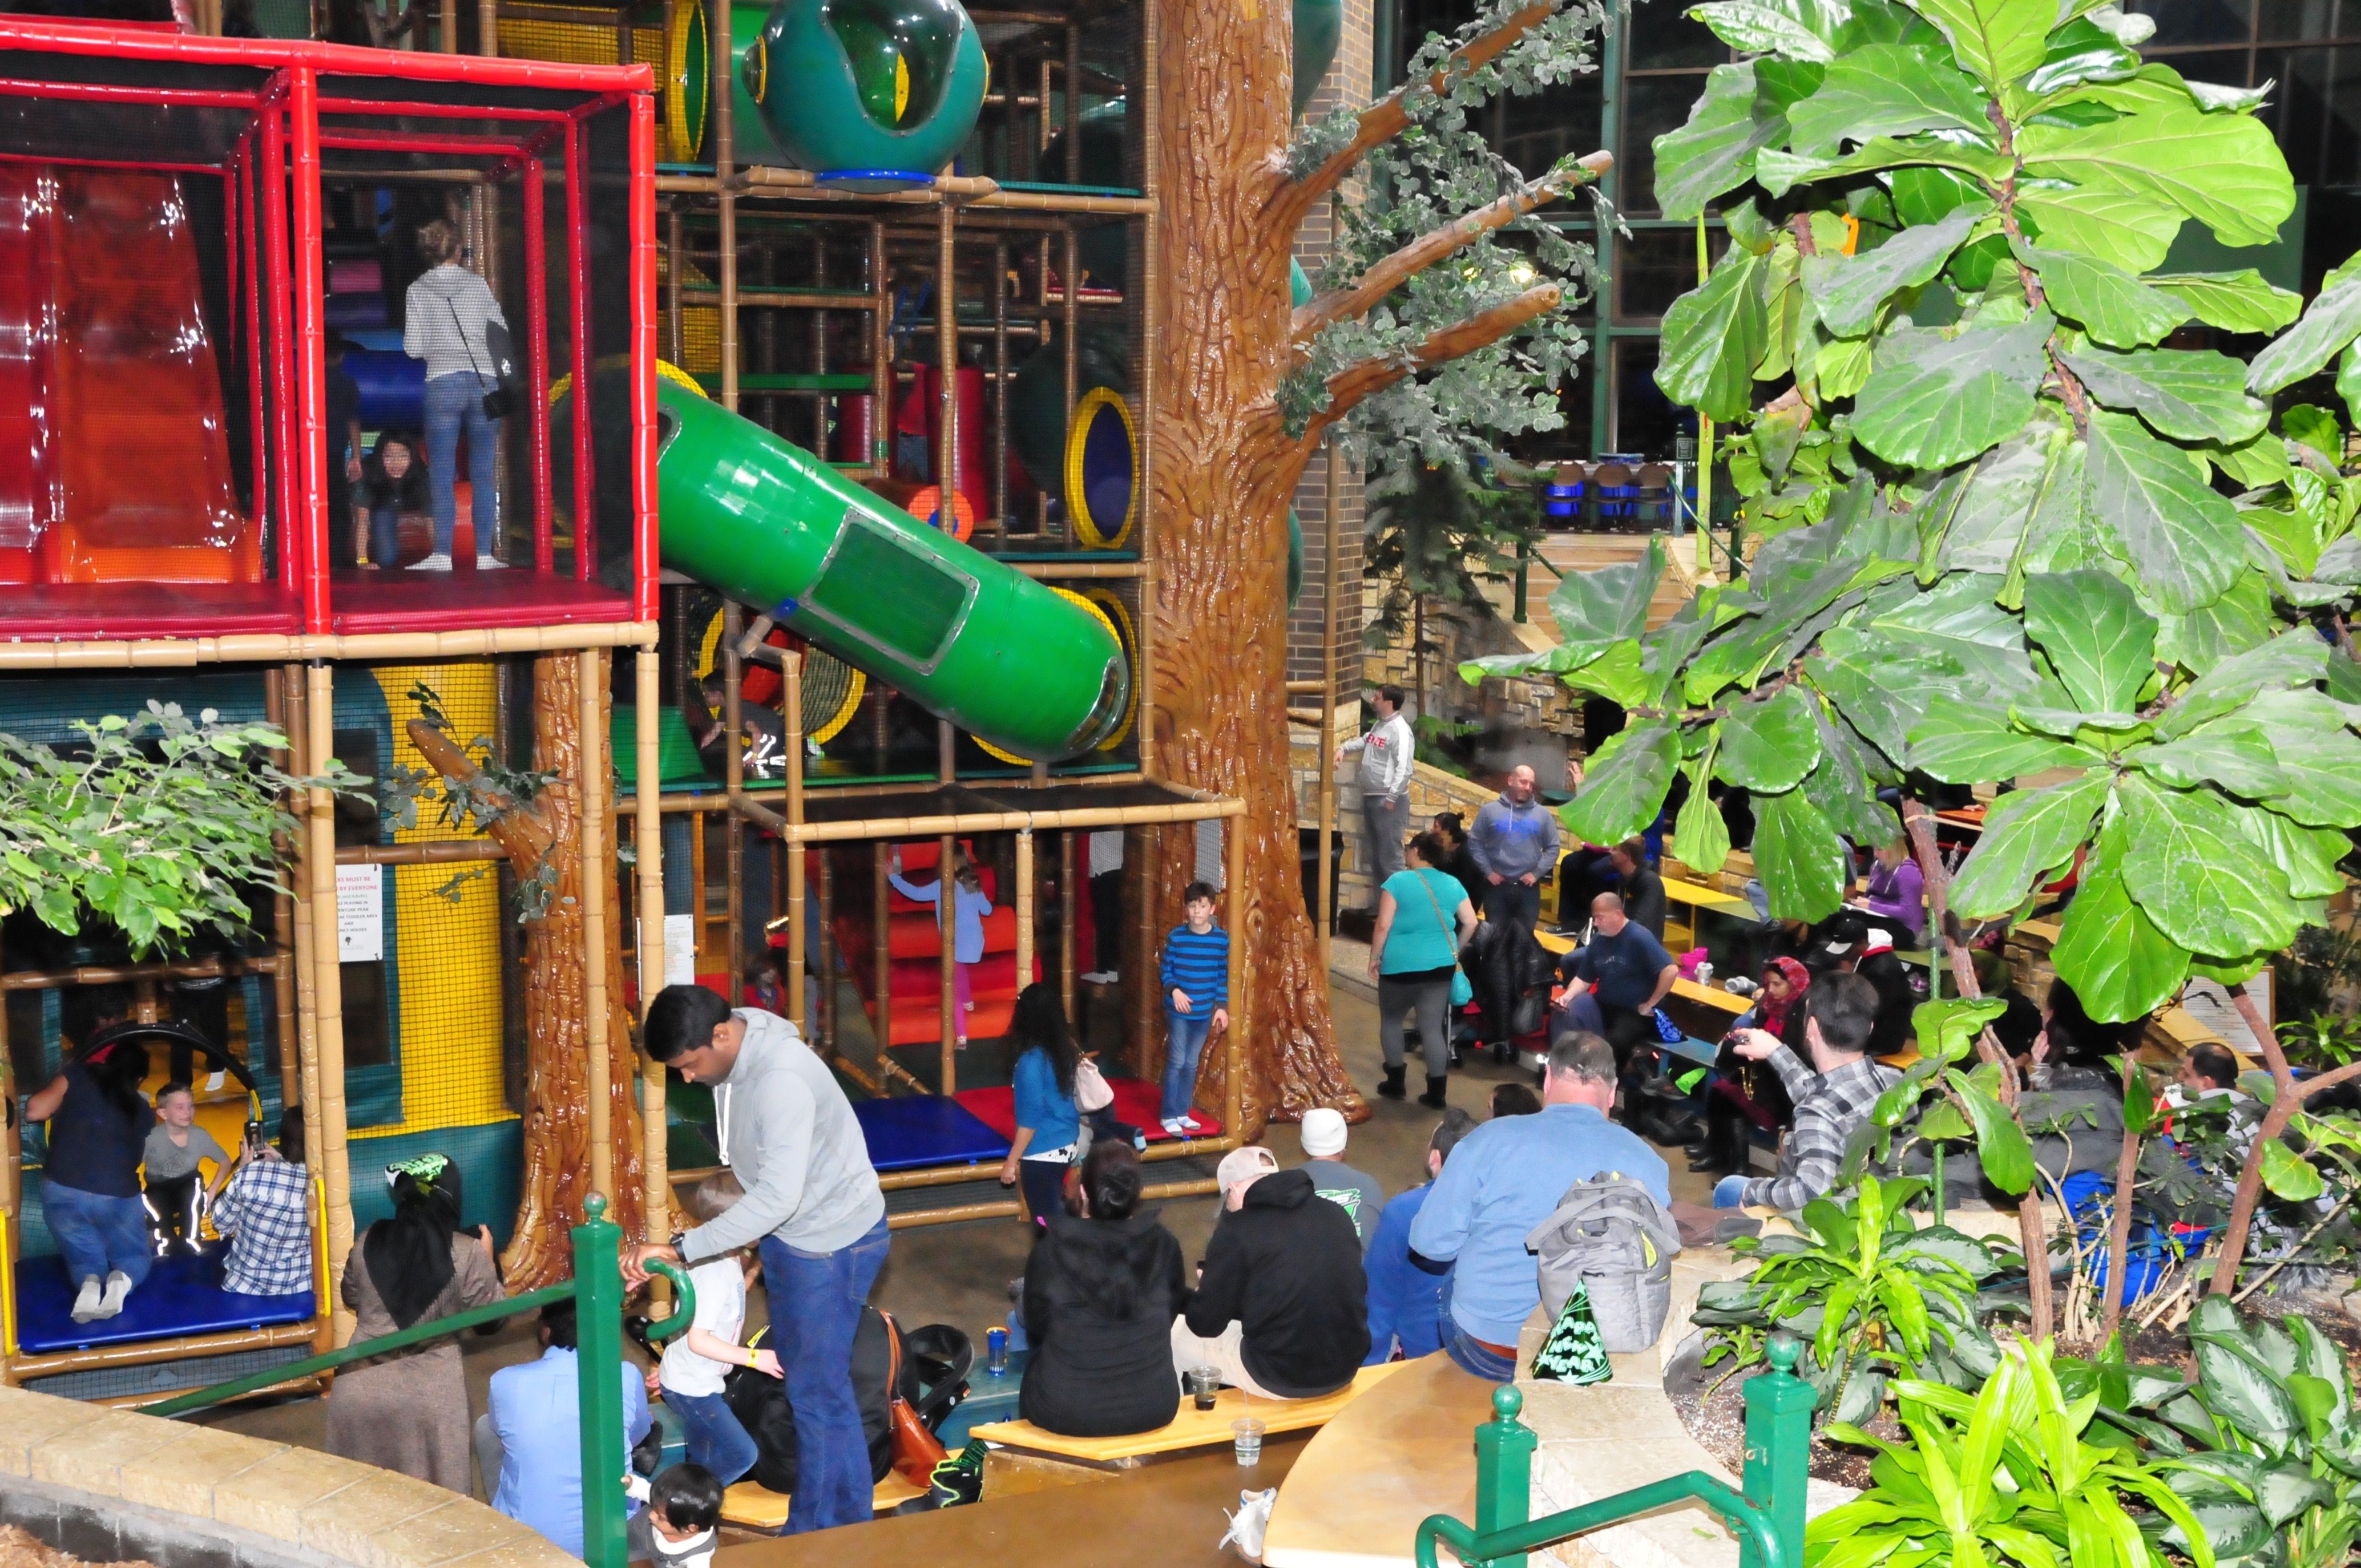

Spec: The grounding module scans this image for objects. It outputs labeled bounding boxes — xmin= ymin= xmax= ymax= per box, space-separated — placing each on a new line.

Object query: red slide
xmin=0 ymin=165 xmax=258 ymax=585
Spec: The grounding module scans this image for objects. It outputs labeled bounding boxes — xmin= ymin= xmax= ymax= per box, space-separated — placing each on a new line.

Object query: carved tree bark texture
xmin=406 ymin=654 xmax=644 ymax=1288
xmin=1149 ymin=0 xmax=1362 ymax=1132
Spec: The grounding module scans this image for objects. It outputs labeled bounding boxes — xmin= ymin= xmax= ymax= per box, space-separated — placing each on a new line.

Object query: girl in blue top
xmin=999 ymin=984 xmax=1084 ymax=1230
xmin=1367 ymin=831 xmax=1478 ymax=1108
xmin=889 ymin=846 xmax=994 ymax=1046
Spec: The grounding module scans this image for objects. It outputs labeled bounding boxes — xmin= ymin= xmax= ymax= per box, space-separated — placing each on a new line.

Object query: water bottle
xmin=986 ymin=1326 xmax=1008 ymax=1376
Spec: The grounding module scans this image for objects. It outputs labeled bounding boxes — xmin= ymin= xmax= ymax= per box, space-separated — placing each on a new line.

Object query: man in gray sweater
xmin=1469 ymin=764 xmax=1562 ymax=932
xmin=627 ymin=985 xmax=886 ymax=1533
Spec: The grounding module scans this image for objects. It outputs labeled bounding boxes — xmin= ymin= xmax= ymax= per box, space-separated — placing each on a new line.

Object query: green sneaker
xmin=929 ymin=1438 xmax=987 ymax=1508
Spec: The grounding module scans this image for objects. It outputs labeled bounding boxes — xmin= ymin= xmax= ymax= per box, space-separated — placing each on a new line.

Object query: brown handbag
xmin=881 ymin=1310 xmax=948 ymax=1485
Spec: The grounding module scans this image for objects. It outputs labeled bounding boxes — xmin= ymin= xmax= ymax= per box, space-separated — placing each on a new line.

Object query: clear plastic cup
xmin=1233 ymin=1417 xmax=1266 ymax=1466
xmin=1186 ymin=1364 xmax=1222 ymax=1411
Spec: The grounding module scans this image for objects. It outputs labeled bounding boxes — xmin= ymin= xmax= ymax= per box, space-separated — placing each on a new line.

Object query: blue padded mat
xmin=15 ymin=1247 xmax=317 ymax=1355
xmin=851 ymin=1097 xmax=1011 ymax=1172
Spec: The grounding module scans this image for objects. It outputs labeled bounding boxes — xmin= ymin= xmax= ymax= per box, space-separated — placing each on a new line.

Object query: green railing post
xmin=1473 ymin=1384 xmax=1537 ymax=1568
xmin=1741 ymin=1331 xmax=1812 ymax=1568
xmin=575 ymin=1195 xmax=628 ymax=1568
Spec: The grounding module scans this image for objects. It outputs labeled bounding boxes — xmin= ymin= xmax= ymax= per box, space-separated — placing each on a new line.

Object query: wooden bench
xmin=966 ymin=1361 xmax=1407 ymax=1466
xmin=719 ymin=1472 xmax=929 ymax=1533
xmin=1262 ymin=1354 xmax=1495 ymax=1568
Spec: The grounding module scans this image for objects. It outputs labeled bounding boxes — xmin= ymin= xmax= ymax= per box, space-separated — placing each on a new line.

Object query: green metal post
xmin=1474 ymin=1385 xmax=1539 ymax=1568
xmin=1588 ymin=12 xmax=1621 ymax=459
xmin=1514 ymin=534 xmax=1529 ymax=624
xmin=1741 ymin=1332 xmax=1813 ymax=1568
xmin=1931 ymin=1143 xmax=1947 ymax=1226
xmin=575 ymin=1195 xmax=629 ymax=1568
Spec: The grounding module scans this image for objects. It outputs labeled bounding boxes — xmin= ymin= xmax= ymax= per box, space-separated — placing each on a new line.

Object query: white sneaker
xmin=473 ymin=554 xmax=506 ymax=571
xmin=412 ymin=552 xmax=452 ymax=572
xmin=70 ymin=1276 xmax=102 ymax=1322
xmin=1080 ymin=971 xmax=1115 ymax=985
xmin=96 ymin=1270 xmax=132 ymax=1318
xmin=1161 ymin=1117 xmax=1189 ymax=1137
xmin=1178 ymin=1113 xmax=1204 ymax=1132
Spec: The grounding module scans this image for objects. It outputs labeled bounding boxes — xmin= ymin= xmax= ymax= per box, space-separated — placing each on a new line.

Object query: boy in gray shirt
xmin=144 ymin=1081 xmax=231 ymax=1255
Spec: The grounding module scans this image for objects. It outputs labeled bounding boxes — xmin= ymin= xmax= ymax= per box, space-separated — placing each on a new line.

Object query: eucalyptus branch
xmin=1297 ymin=282 xmax=1564 ymax=448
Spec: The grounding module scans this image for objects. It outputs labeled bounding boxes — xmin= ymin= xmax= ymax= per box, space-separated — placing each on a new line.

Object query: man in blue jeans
xmin=628 ymin=985 xmax=889 ymax=1534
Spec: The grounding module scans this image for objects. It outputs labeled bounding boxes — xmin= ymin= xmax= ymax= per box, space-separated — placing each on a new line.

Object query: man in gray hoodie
xmin=1469 ymin=764 xmax=1561 ymax=932
xmin=626 ymin=985 xmax=886 ymax=1533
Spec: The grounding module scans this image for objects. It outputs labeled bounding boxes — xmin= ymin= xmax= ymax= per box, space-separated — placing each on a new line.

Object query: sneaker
xmin=96 ymin=1270 xmax=132 ymax=1319
xmin=1177 ymin=1113 xmax=1204 ymax=1132
xmin=473 ymin=554 xmax=507 ymax=571
xmin=929 ymin=1438 xmax=987 ymax=1509
xmin=70 ymin=1276 xmax=103 ymax=1322
xmin=1161 ymin=1117 xmax=1189 ymax=1137
xmin=1080 ymin=971 xmax=1115 ymax=985
xmin=412 ymin=552 xmax=452 ymax=572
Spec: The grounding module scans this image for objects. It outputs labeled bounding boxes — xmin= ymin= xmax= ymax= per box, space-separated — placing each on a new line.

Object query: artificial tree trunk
xmin=1148 ymin=0 xmax=1592 ymax=1130
xmin=407 ymin=650 xmax=645 ymax=1287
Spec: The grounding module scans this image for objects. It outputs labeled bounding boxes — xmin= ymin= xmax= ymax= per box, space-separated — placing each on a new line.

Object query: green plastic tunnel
xmin=649 ymin=379 xmax=1131 ymax=761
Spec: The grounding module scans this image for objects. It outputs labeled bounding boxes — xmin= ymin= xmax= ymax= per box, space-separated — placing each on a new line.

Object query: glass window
xmin=1616 ymin=226 xmax=1722 ymax=322
xmin=1610 ymin=338 xmax=1683 ymax=459
xmin=1626 ymin=9 xmax=1728 ymax=69
xmin=2128 ymin=0 xmax=2254 ymax=46
xmin=2258 ymin=0 xmax=2351 ymax=41
xmin=1499 ymin=70 xmax=1603 ymax=172
xmin=804 ymin=512 xmax=976 ymax=670
xmin=1621 ymin=73 xmax=1713 ymax=216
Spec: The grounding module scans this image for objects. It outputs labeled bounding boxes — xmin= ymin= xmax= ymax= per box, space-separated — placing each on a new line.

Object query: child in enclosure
xmin=651 ymin=1172 xmax=779 ymax=1486
xmin=889 ymin=846 xmax=994 ymax=1046
xmin=143 ymin=1081 xmax=232 ymax=1256
xmin=1159 ymin=881 xmax=1231 ymax=1136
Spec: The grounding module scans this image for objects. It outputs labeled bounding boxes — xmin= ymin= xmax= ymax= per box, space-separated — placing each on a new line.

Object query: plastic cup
xmin=986 ymin=1327 xmax=1009 ymax=1376
xmin=1186 ymin=1365 xmax=1222 ymax=1411
xmin=1233 ymin=1417 xmax=1265 ymax=1466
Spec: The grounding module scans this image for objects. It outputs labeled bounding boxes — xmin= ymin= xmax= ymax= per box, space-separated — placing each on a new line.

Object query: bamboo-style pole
xmin=1318 ymin=434 xmax=1341 ymax=976
xmin=871 ymin=220 xmax=891 ymax=471
xmin=20 ymin=1319 xmax=325 ymax=1383
xmin=723 ymin=602 xmax=745 ymax=976
xmin=938 ymin=722 xmax=956 ymax=1086
xmin=0 ymin=624 xmax=660 ymax=671
xmin=994 ymin=236 xmax=1011 ymax=533
xmin=1064 ymin=21 xmax=1081 ymax=181
xmin=665 ymin=205 xmax=684 ymax=365
xmin=1058 ymin=830 xmax=1077 ymax=1024
xmin=285 ymin=667 xmax=324 ymax=1194
xmin=1224 ymin=815 xmax=1246 ymax=1137
xmin=711 ymin=0 xmax=737 ymax=414
xmin=439 ymin=0 xmax=455 ymax=50
xmin=335 ymin=840 xmax=508 ymax=868
xmin=265 ymin=670 xmax=302 ymax=1106
xmin=304 ymin=663 xmax=353 ymax=1345
xmin=1 ymin=928 xmax=15 ymax=1308
xmin=785 ymin=650 xmax=808 ymax=1033
xmin=818 ymin=850 xmax=837 ymax=1052
xmin=937 ymin=202 xmax=956 ymax=523
xmin=1015 ymin=830 xmax=1035 ymax=995
xmin=579 ymin=649 xmax=614 ymax=1208
xmin=1010 ymin=559 xmax=1148 ymax=579
xmin=0 ymin=956 xmax=286 ymax=992
xmin=636 ymin=647 xmax=666 ymax=1246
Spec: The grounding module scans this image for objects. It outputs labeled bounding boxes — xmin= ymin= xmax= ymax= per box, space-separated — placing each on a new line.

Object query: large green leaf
xmin=2146 ymin=270 xmax=2303 ymax=334
xmin=2239 ymin=688 xmax=2361 ymax=826
xmin=1948 ymin=772 xmax=2106 ymax=919
xmin=2020 ymin=100 xmax=2297 ymax=250
xmin=2011 ymin=240 xmax=2182 ymax=348
xmin=1948 ymin=1075 xmax=2037 ymax=1194
xmin=2052 ymin=814 xmax=2188 ymax=1021
xmin=1716 ymin=685 xmax=1825 ymax=792
xmin=1804 ymin=705 xmax=1903 ymax=844
xmin=1908 ymin=698 xmax=2101 ymax=781
xmin=1684 ymin=0 xmax=1855 ymax=60
xmin=2258 ymin=1138 xmax=2327 ymax=1202
xmin=1851 ymin=314 xmax=2052 ymax=468
xmin=1671 ymin=755 xmax=1733 ymax=877
xmin=1657 ymin=247 xmax=1769 ymax=423
xmin=1755 ymin=135 xmax=2013 ymax=198
xmin=2021 ymin=569 xmax=2158 ymax=713
xmin=1940 ymin=422 xmax=2070 ymax=574
xmin=1807 ymin=648 xmax=1923 ymax=766
xmin=1547 ymin=534 xmax=1666 ymax=650
xmin=2057 ymin=347 xmax=2270 ymax=444
xmin=1653 ymin=63 xmax=1796 ymax=221
xmin=1806 ymin=201 xmax=1988 ymax=337
xmin=1561 ymin=722 xmax=1680 ymax=844
xmin=1906 ymin=0 xmax=2049 ymax=91
xmin=2082 ymin=407 xmax=2246 ymax=613
xmin=1751 ymin=786 xmax=1850 ymax=920
xmin=2231 ymin=802 xmax=2349 ymax=898
xmin=1784 ymin=43 xmax=1994 ymax=157
xmin=2117 ymin=775 xmax=2301 ymax=956
xmin=2023 ymin=13 xmax=2141 ymax=95
xmin=2154 ymin=631 xmax=2328 ymax=739
xmin=2246 ymin=267 xmax=2361 ymax=395
xmin=2128 ymin=721 xmax=2290 ymax=801
xmin=2016 ymin=184 xmax=2185 ymax=274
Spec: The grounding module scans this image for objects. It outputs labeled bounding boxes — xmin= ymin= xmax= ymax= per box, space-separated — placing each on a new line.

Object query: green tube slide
xmin=652 ymin=378 xmax=1132 ymax=762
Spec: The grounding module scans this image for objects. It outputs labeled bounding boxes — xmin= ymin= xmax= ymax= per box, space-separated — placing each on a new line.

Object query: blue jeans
xmin=367 ymin=506 xmax=403 ymax=569
xmin=761 ymin=1215 xmax=890 ymax=1534
xmin=1161 ymin=1011 xmax=1213 ymax=1121
xmin=662 ymin=1386 xmax=760 ymax=1488
xmin=423 ymin=370 xmax=501 ymax=557
xmin=1713 ymin=1174 xmax=1750 ymax=1209
xmin=1446 ymin=1328 xmax=1517 ymax=1383
xmin=43 ymin=1181 xmax=154 ymax=1290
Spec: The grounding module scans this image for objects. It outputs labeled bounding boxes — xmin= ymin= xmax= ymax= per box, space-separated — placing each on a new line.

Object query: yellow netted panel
xmin=495 ymin=15 xmax=664 ymax=66
xmin=357 ymin=660 xmax=512 ymax=1139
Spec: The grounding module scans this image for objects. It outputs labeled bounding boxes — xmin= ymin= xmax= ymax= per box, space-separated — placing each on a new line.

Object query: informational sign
xmin=336 ymin=862 xmax=384 ymax=963
xmin=664 ymin=912 xmax=699 ymax=987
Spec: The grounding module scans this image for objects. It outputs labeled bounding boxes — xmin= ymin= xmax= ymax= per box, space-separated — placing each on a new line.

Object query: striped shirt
xmin=1160 ymin=923 xmax=1230 ymax=1015
xmin=211 ymin=1157 xmax=313 ymax=1296
xmin=403 ymin=264 xmax=508 ymax=382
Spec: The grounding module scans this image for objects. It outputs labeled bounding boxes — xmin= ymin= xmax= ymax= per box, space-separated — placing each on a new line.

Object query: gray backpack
xmin=1524 ymin=1174 xmax=1682 ymax=1354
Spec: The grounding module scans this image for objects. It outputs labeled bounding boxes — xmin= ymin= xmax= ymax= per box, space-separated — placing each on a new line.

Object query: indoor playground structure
xmin=0 ymin=0 xmax=1254 ymax=1405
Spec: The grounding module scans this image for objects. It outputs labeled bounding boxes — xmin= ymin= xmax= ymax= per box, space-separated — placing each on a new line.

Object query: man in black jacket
xmin=1170 ymin=1146 xmax=1369 ymax=1399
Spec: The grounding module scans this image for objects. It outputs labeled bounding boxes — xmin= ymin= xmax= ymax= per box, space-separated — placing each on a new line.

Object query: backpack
xmin=718 ymin=1311 xmax=973 ymax=1494
xmin=1524 ymin=1175 xmax=1682 ymax=1355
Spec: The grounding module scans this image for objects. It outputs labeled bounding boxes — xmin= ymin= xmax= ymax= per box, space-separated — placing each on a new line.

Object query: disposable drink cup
xmin=986 ymin=1327 xmax=1009 ymax=1375
xmin=1233 ymin=1417 xmax=1265 ymax=1466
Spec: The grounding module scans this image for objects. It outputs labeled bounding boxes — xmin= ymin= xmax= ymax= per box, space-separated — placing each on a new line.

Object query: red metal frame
xmin=0 ymin=21 xmax=655 ymax=638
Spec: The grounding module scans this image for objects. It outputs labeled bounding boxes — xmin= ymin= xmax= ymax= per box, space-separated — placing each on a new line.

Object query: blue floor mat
xmin=851 ymin=1097 xmax=1011 ymax=1172
xmin=15 ymin=1246 xmax=316 ymax=1356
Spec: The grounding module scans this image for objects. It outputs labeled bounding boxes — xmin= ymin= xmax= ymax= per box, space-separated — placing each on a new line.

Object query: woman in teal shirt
xmin=1000 ymin=984 xmax=1084 ymax=1230
xmin=1367 ymin=831 xmax=1478 ymax=1108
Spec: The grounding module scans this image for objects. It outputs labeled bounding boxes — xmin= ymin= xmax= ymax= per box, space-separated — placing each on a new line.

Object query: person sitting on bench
xmin=485 ymin=1299 xmax=652 ymax=1556
xmin=1019 ymin=1139 xmax=1189 ymax=1438
xmin=1171 ymin=1146 xmax=1369 ymax=1400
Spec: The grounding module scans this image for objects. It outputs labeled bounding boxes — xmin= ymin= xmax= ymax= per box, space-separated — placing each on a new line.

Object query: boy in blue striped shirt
xmin=1159 ymin=880 xmax=1231 ymax=1135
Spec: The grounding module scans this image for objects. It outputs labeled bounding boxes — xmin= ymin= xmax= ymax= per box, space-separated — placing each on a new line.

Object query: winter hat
xmin=1301 ymin=1107 xmax=1349 ymax=1158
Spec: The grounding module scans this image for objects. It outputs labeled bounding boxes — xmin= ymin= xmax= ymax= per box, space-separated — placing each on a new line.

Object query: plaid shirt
xmin=212 ymin=1158 xmax=313 ymax=1296
xmin=1740 ymin=1048 xmax=1899 ymax=1213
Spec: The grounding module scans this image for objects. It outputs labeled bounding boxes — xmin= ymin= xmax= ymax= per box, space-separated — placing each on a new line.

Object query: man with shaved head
xmin=1468 ymin=763 xmax=1561 ymax=1050
xmin=1559 ymin=890 xmax=1679 ymax=1076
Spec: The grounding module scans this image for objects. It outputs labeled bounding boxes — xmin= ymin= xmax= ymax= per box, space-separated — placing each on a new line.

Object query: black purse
xmin=448 ymin=296 xmax=523 ymax=421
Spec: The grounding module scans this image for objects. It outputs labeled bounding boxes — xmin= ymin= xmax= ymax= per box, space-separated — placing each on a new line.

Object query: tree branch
xmin=1297 ymin=281 xmax=1563 ymax=450
xmin=1274 ymin=0 xmax=1562 ymax=231
xmin=1290 ymin=152 xmax=1611 ymax=357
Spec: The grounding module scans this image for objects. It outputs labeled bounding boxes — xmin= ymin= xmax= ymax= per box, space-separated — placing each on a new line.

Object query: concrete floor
xmin=189 ymin=968 xmax=1710 ymax=1513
